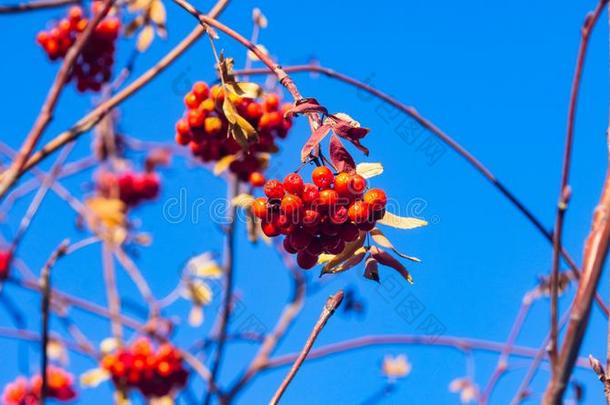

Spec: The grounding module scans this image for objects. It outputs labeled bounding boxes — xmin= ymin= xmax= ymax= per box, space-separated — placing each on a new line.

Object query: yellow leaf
xmin=224 ymin=82 xmax=262 ymax=99
xmin=370 ymin=228 xmax=421 ymax=262
xmin=186 ymin=253 xmax=223 ymax=278
xmin=188 ymin=305 xmax=204 ymax=327
xmin=124 ymin=16 xmax=144 ymax=37
xmin=356 ymin=162 xmax=384 ymax=179
xmin=151 ymin=396 xmax=175 ymax=405
xmin=85 ymin=197 xmax=126 ymax=230
xmin=322 ymin=232 xmax=366 ymax=273
xmin=47 ymin=339 xmax=68 ymax=364
xmin=223 ymin=97 xmax=258 ymax=145
xmin=100 ymin=337 xmax=118 ymax=354
xmin=184 ymin=280 xmax=213 ymax=305
xmin=80 ymin=368 xmax=110 ymax=388
xmin=213 ymin=155 xmax=237 ymax=176
xmin=232 ymin=193 xmax=255 ymax=208
xmin=127 ymin=0 xmax=148 ymax=12
xmin=149 ymin=0 xmax=166 ymax=26
xmin=377 ymin=211 xmax=428 ymax=230
xmin=324 ymin=247 xmax=367 ymax=274
xmin=137 ymin=25 xmax=154 ymax=52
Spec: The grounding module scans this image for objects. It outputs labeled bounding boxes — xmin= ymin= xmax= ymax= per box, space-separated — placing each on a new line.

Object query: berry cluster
xmin=174 ymin=82 xmax=292 ymax=181
xmin=96 ymin=171 xmax=160 ymax=207
xmin=36 ymin=4 xmax=120 ymax=92
xmin=0 ymin=250 xmax=12 ymax=280
xmin=100 ymin=338 xmax=188 ymax=399
xmin=252 ymin=167 xmax=388 ymax=269
xmin=2 ymin=367 xmax=76 ymax=405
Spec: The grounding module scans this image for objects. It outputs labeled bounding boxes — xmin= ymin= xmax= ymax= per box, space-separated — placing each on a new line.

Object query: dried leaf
xmin=151 ymin=397 xmax=175 ymax=405
xmin=149 ymin=0 xmax=166 ymax=26
xmin=47 ymin=339 xmax=68 ymax=364
xmin=232 ymin=193 xmax=255 ymax=208
xmin=327 ymin=113 xmax=370 ymax=155
xmin=217 ymin=55 xmax=235 ymax=83
xmin=124 ymin=16 xmax=144 ymax=37
xmin=382 ymin=355 xmax=411 ymax=379
xmin=370 ymin=246 xmax=413 ymax=284
xmin=84 ymin=197 xmax=126 ymax=231
xmin=186 ymin=253 xmax=223 ymax=278
xmin=321 ymin=232 xmax=365 ymax=274
xmin=213 ymin=154 xmax=237 ymax=176
xmin=100 ymin=337 xmax=118 ymax=354
xmin=370 ymin=228 xmax=420 ymax=262
xmin=322 ymin=247 xmax=366 ymax=274
xmin=182 ymin=280 xmax=213 ymax=305
xmin=329 ymin=134 xmax=356 ymax=173
xmin=224 ymin=82 xmax=262 ymax=99
xmin=378 ymin=211 xmax=428 ymax=230
xmin=363 ymin=257 xmax=379 ymax=282
xmin=127 ymin=0 xmax=148 ymax=12
xmin=284 ymin=98 xmax=328 ymax=118
xmin=80 ymin=368 xmax=110 ymax=388
xmin=300 ymin=123 xmax=332 ymax=162
xmin=356 ymin=162 xmax=384 ymax=179
xmin=137 ymin=25 xmax=154 ymax=52
xmin=252 ymin=7 xmax=267 ymax=28
xmin=223 ymin=98 xmax=258 ymax=146
xmin=188 ymin=305 xmax=203 ymax=327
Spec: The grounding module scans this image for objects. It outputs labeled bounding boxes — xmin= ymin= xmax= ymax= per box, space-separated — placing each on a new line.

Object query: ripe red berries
xmin=101 ymin=337 xmax=188 ymax=399
xmin=249 ymin=171 xmax=265 ymax=187
xmin=37 ymin=4 xmax=120 ymax=92
xmin=174 ymin=81 xmax=293 ymax=181
xmin=0 ymin=250 xmax=12 ymax=280
xmin=97 ymin=170 xmax=161 ymax=207
xmin=2 ymin=367 xmax=76 ymax=405
xmin=254 ymin=169 xmax=388 ymax=269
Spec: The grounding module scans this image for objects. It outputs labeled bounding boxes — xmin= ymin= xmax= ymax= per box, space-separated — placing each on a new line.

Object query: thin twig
xmin=203 ymin=175 xmax=238 ymax=405
xmin=227 ymin=241 xmax=306 ymax=399
xmin=101 ymin=242 xmax=122 ymax=343
xmin=0 ymin=0 xmax=78 ymax=14
xmin=270 ymin=290 xmax=343 ymax=404
xmin=40 ymin=240 xmax=69 ymax=404
xmin=0 ymin=0 xmax=115 ymax=199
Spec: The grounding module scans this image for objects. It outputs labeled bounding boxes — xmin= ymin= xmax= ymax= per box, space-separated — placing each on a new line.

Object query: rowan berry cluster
xmin=100 ymin=338 xmax=188 ymax=399
xmin=0 ymin=250 xmax=12 ymax=280
xmin=2 ymin=367 xmax=76 ymax=405
xmin=36 ymin=4 xmax=120 ymax=92
xmin=174 ymin=81 xmax=292 ymax=181
xmin=96 ymin=171 xmax=160 ymax=207
xmin=251 ymin=166 xmax=388 ymax=269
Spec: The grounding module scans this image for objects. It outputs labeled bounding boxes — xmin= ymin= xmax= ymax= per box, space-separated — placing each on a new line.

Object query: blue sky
xmin=1 ymin=0 xmax=610 ymax=403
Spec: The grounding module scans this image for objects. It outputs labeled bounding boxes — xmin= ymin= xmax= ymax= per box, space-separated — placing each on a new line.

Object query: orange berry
xmin=204 ymin=116 xmax=223 ymax=135
xmin=281 ymin=194 xmax=303 ymax=216
xmin=187 ymin=109 xmax=205 ymax=128
xmin=264 ymin=93 xmax=280 ymax=112
xmin=184 ymin=92 xmax=200 ymax=109
xmin=283 ymin=173 xmax=304 ymax=195
xmin=199 ymin=98 xmax=216 ymax=113
xmin=192 ymin=81 xmax=209 ymax=99
xmin=363 ymin=188 xmax=387 ymax=211
xmin=334 ymin=172 xmax=351 ymax=195
xmin=251 ymin=197 xmax=269 ymax=219
xmin=245 ymin=102 xmax=263 ymax=120
xmin=318 ymin=189 xmax=339 ymax=207
xmin=264 ymin=180 xmax=285 ymax=199
xmin=312 ymin=166 xmax=334 ymax=188
xmin=249 ymin=172 xmax=266 ymax=187
xmin=348 ymin=200 xmax=370 ymax=224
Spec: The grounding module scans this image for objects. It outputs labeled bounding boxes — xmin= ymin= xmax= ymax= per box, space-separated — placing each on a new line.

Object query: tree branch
xmin=0 ymin=0 xmax=78 ymax=14
xmin=270 ymin=290 xmax=343 ymax=404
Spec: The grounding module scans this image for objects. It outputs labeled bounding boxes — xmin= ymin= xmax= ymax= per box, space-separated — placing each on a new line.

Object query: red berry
xmin=184 ymin=92 xmax=200 ymax=109
xmin=245 ymin=102 xmax=263 ymax=120
xmin=312 ymin=166 xmax=334 ymax=188
xmin=283 ymin=173 xmax=304 ymax=195
xmin=348 ymin=200 xmax=370 ymax=224
xmin=296 ymin=250 xmax=318 ymax=269
xmin=329 ymin=205 xmax=348 ymax=225
xmin=301 ymin=183 xmax=320 ymax=205
xmin=192 ymin=81 xmax=209 ymax=99
xmin=363 ymin=188 xmax=387 ymax=211
xmin=281 ymin=194 xmax=303 ymax=216
xmin=264 ymin=180 xmax=285 ymax=199
xmin=349 ymin=174 xmax=367 ymax=195
xmin=340 ymin=222 xmax=360 ymax=242
xmin=318 ymin=189 xmax=339 ymax=207
xmin=283 ymin=237 xmax=298 ymax=254
xmin=261 ymin=221 xmax=281 ymax=237
xmin=187 ymin=109 xmax=205 ymax=128
xmin=305 ymin=238 xmax=323 ymax=256
xmin=251 ymin=197 xmax=268 ymax=219
xmin=264 ymin=94 xmax=280 ymax=112
xmin=249 ymin=172 xmax=265 ymax=187
xmin=288 ymin=229 xmax=312 ymax=251
xmin=302 ymin=209 xmax=321 ymax=227
xmin=334 ymin=172 xmax=351 ymax=195
xmin=204 ymin=116 xmax=222 ymax=135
